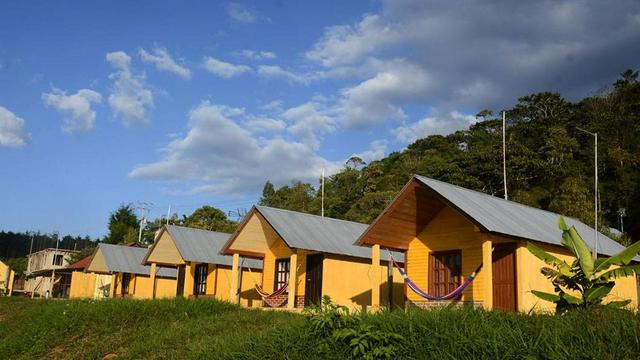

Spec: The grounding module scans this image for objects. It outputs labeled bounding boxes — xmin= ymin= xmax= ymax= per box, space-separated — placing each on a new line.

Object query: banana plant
xmin=527 ymin=217 xmax=640 ymax=313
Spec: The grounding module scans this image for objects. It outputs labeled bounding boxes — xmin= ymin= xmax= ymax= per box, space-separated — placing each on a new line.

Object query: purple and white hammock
xmin=388 ymin=252 xmax=484 ymax=301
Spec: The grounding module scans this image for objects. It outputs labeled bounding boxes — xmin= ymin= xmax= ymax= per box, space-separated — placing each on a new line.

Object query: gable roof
xmin=97 ymin=243 xmax=177 ymax=278
xmin=163 ymin=225 xmax=263 ymax=268
xmin=411 ymin=175 xmax=630 ymax=258
xmin=66 ymin=255 xmax=93 ymax=271
xmin=229 ymin=206 xmax=403 ymax=261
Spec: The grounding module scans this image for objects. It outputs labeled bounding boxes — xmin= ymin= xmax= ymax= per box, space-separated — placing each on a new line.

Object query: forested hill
xmin=260 ymin=70 xmax=640 ymax=242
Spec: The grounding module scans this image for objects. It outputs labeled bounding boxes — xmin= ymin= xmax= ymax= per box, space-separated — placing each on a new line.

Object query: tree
xmin=183 ymin=205 xmax=237 ymax=233
xmin=104 ymin=204 xmax=139 ymax=244
xmin=527 ymin=217 xmax=640 ymax=313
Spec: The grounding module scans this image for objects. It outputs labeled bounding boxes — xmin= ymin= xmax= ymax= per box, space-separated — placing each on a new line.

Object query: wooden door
xmin=304 ymin=254 xmax=324 ymax=306
xmin=492 ymin=243 xmax=517 ymax=311
xmin=176 ymin=265 xmax=185 ymax=297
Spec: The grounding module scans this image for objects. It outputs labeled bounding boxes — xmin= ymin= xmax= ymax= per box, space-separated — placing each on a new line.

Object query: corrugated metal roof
xmin=415 ymin=175 xmax=633 ymax=259
xmin=255 ymin=206 xmax=404 ymax=261
xmin=165 ymin=225 xmax=263 ymax=268
xmin=99 ymin=244 xmax=177 ymax=278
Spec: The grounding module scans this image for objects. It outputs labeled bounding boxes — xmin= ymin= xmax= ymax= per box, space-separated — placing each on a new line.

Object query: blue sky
xmin=1 ymin=0 xmax=639 ymax=238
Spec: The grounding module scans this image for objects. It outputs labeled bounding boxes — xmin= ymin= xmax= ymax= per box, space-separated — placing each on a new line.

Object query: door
xmin=304 ymin=254 xmax=324 ymax=306
xmin=176 ymin=265 xmax=186 ymax=297
xmin=492 ymin=243 xmax=517 ymax=311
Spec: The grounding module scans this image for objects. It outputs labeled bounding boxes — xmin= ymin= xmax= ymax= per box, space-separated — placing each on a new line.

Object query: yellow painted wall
xmin=516 ymin=241 xmax=639 ymax=312
xmin=210 ymin=265 xmax=261 ymax=307
xmin=147 ymin=231 xmax=185 ymax=265
xmin=228 ymin=212 xmax=281 ymax=254
xmin=70 ymin=271 xmax=97 ymax=298
xmin=0 ymin=260 xmax=9 ymax=293
xmin=406 ymin=207 xmax=497 ymax=303
xmin=402 ymin=206 xmax=639 ymax=312
xmin=323 ymin=254 xmax=405 ymax=311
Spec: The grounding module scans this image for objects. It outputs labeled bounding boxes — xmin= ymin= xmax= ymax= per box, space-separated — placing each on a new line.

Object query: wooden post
xmin=371 ymin=244 xmax=381 ymax=310
xmin=287 ymin=252 xmax=298 ymax=309
xmin=8 ymin=270 xmax=15 ymax=296
xmin=482 ymin=239 xmax=493 ymax=310
xmin=185 ymin=262 xmax=196 ymax=298
xmin=149 ymin=263 xmax=157 ymax=299
xmin=110 ymin=273 xmax=118 ymax=298
xmin=230 ymin=254 xmax=240 ymax=303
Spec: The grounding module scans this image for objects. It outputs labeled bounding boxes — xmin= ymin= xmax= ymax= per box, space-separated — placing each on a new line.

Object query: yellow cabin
xmin=0 ymin=260 xmax=15 ymax=296
xmin=77 ymin=243 xmax=178 ymax=299
xmin=356 ymin=175 xmax=639 ymax=312
xmin=143 ymin=225 xmax=263 ymax=307
xmin=221 ymin=206 xmax=405 ymax=311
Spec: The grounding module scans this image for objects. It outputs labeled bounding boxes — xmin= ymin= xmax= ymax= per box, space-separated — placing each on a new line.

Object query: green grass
xmin=1 ymin=297 xmax=639 ymax=359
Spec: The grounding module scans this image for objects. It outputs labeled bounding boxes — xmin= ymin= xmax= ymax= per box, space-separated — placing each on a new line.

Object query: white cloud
xmin=0 ymin=106 xmax=30 ymax=147
xmin=227 ymin=3 xmax=257 ymax=24
xmin=42 ymin=88 xmax=102 ymax=133
xmin=239 ymin=49 xmax=276 ymax=60
xmin=351 ymin=139 xmax=388 ymax=163
xmin=339 ymin=60 xmax=431 ymax=127
xmin=257 ymin=65 xmax=311 ymax=85
xmin=202 ymin=57 xmax=252 ymax=78
xmin=282 ymin=102 xmax=335 ymax=150
xmin=304 ymin=0 xmax=640 ymax=132
xmin=306 ymin=14 xmax=398 ymax=68
xmin=392 ymin=111 xmax=478 ymax=143
xmin=106 ymin=51 xmax=154 ymax=126
xmin=139 ymin=47 xmax=191 ymax=79
xmin=245 ymin=116 xmax=286 ymax=133
xmin=130 ymin=101 xmax=336 ymax=195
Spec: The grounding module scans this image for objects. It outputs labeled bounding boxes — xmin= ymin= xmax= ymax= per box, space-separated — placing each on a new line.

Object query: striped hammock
xmin=389 ymin=253 xmax=483 ymax=301
xmin=254 ymin=282 xmax=288 ymax=299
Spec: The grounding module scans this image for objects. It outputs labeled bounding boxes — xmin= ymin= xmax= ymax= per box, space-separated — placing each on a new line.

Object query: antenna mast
xmin=321 ymin=168 xmax=325 ymax=217
xmin=502 ymin=111 xmax=508 ymax=200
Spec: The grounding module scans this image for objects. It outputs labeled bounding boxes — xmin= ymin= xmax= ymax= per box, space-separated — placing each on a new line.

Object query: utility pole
xmin=136 ymin=202 xmax=151 ymax=244
xmin=166 ymin=205 xmax=171 ymax=225
xmin=49 ymin=232 xmax=60 ymax=298
xmin=502 ymin=111 xmax=508 ymax=200
xmin=321 ymin=168 xmax=325 ymax=217
xmin=577 ymin=127 xmax=599 ymax=259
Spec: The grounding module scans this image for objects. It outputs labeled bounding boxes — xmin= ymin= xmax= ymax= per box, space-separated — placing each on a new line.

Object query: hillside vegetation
xmin=260 ymin=70 xmax=640 ymax=241
xmin=1 ymin=297 xmax=639 ymax=359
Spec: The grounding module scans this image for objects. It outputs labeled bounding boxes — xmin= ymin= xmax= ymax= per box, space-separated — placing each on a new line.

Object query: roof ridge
xmin=256 ymin=205 xmax=369 ymax=227
xmin=415 ymin=175 xmax=589 ymax=225
xmin=166 ymin=224 xmax=231 ymax=236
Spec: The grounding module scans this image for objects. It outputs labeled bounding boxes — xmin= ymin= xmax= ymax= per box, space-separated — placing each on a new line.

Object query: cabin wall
xmin=0 ymin=261 xmax=9 ymax=293
xmin=147 ymin=231 xmax=185 ymax=265
xmin=70 ymin=271 xmax=97 ymax=298
xmin=406 ymin=207 xmax=489 ymax=306
xmin=322 ymin=254 xmax=404 ymax=311
xmin=517 ymin=241 xmax=639 ymax=312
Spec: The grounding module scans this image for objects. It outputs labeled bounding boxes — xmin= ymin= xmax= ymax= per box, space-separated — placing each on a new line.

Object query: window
xmin=194 ymin=264 xmax=208 ymax=295
xmin=274 ymin=259 xmax=290 ymax=291
xmin=121 ymin=273 xmax=131 ymax=295
xmin=52 ymin=254 xmax=64 ymax=266
xmin=429 ymin=251 xmax=462 ymax=298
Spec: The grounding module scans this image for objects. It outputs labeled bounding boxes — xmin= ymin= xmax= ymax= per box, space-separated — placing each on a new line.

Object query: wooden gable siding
xmin=227 ymin=211 xmax=280 ymax=256
xmin=147 ymin=231 xmax=185 ymax=265
xmin=86 ymin=248 xmax=109 ymax=273
xmin=360 ymin=180 xmax=445 ymax=250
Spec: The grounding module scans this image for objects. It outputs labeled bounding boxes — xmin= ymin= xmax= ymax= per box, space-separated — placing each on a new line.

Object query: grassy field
xmin=1 ymin=297 xmax=639 ymax=359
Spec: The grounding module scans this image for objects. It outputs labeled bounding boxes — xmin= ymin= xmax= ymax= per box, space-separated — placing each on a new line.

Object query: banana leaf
xmin=527 ymin=242 xmax=574 ymax=277
xmin=558 ymin=218 xmax=594 ymax=278
xmin=607 ymin=300 xmax=632 ymax=308
xmin=561 ymin=292 xmax=582 ymax=305
xmin=594 ymin=241 xmax=640 ymax=273
xmin=531 ymin=290 xmax=560 ymax=303
xmin=585 ymin=285 xmax=612 ymax=304
xmin=600 ymin=264 xmax=640 ymax=281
